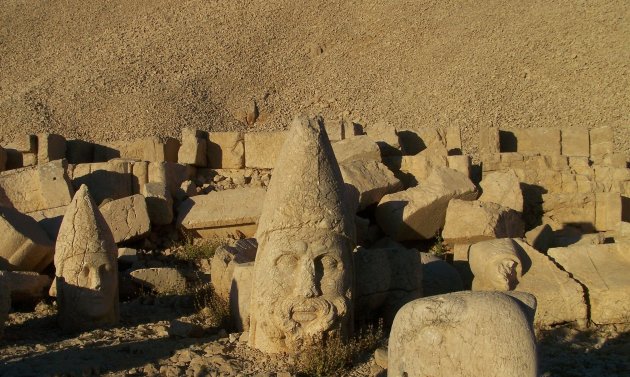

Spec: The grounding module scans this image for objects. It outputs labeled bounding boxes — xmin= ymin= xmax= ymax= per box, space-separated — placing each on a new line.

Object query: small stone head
xmin=249 ymin=115 xmax=355 ymax=353
xmin=469 ymin=238 xmax=522 ymax=292
xmin=55 ymin=185 xmax=119 ymax=331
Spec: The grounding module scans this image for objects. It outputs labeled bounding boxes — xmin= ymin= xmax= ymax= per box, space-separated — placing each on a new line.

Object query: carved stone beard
xmin=271 ymin=294 xmax=349 ymax=350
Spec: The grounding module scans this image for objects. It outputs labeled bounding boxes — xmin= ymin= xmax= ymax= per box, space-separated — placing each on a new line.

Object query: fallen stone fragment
xmin=210 ymin=238 xmax=258 ymax=301
xmin=244 ymin=131 xmax=288 ymax=169
xmin=207 ymin=132 xmax=245 ymax=169
xmin=548 ymin=244 xmax=630 ymax=325
xmin=130 ymin=268 xmax=187 ymax=294
xmin=442 ymin=199 xmax=524 ymax=245
xmin=0 ymin=159 xmax=74 ymax=214
xmin=331 ymin=135 xmax=381 ymax=164
xmin=479 ymin=169 xmax=523 ymax=212
xmin=447 ymin=155 xmax=471 ymax=177
xmin=400 ymin=146 xmax=448 ymax=182
xmin=339 ymin=159 xmax=403 ymax=211
xmin=376 ymin=168 xmax=477 ymax=240
xmin=142 ymin=182 xmax=173 ymax=225
xmin=388 ymin=291 xmax=538 ymax=377
xmin=178 ymin=128 xmax=207 ymax=167
xmin=0 ymin=206 xmax=55 ymax=272
xmin=513 ymin=239 xmax=587 ymax=328
xmin=100 ymin=194 xmax=151 ymax=243
xmin=230 ymin=261 xmax=254 ymax=332
xmin=525 ymin=224 xmax=554 ymax=253
xmin=420 ymin=252 xmax=463 ymax=297
xmin=37 ymin=133 xmax=66 ymax=164
xmin=177 ymin=187 xmax=265 ymax=238
xmin=3 ymin=271 xmax=51 ymax=305
xmin=117 ymin=247 xmax=139 ymax=265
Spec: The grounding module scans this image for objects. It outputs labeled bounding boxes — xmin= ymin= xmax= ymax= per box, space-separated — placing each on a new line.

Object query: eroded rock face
xmin=249 ymin=115 xmax=355 ymax=354
xmin=388 ymin=291 xmax=538 ymax=377
xmin=469 ymin=238 xmax=522 ymax=291
xmin=54 ymin=185 xmax=119 ymax=332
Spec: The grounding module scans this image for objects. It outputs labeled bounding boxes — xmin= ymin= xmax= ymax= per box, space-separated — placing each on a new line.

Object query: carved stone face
xmin=488 ymin=259 xmax=519 ymax=291
xmin=251 ymin=228 xmax=353 ymax=351
xmin=60 ymin=252 xmax=117 ymax=319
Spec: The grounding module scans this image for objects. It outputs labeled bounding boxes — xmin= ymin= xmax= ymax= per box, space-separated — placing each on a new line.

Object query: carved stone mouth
xmin=290 ymin=301 xmax=325 ymax=323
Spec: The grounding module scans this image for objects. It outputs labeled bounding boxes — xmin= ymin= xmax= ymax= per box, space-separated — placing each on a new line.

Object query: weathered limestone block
xmin=479 ymin=127 xmax=500 ymax=155
xmin=207 ymin=132 xmax=245 ymax=169
xmin=3 ymin=271 xmax=51 ymax=304
xmin=388 ymin=291 xmax=538 ymax=377
xmin=37 ymin=133 xmax=66 ymax=164
xmin=594 ymin=166 xmax=630 ymax=193
xmin=178 ymin=128 xmax=207 ymax=167
xmin=400 ymin=145 xmax=448 ymax=182
xmin=525 ymin=224 xmax=554 ymax=253
xmin=0 ymin=206 xmax=55 ymax=272
xmin=469 ymin=238 xmax=522 ymax=291
xmin=420 ymin=252 xmax=463 ymax=297
xmin=561 ymin=129 xmax=590 ymax=157
xmin=177 ymin=187 xmax=265 ymax=238
xmin=332 ymin=135 xmax=381 ymax=164
xmin=130 ymin=268 xmax=186 ymax=294
xmin=446 ymin=155 xmax=471 ymax=177
xmin=600 ymin=153 xmax=629 ymax=169
xmin=376 ymin=168 xmax=477 ymax=240
xmin=100 ymin=195 xmax=151 ymax=243
xmin=0 ymin=160 xmax=73 ymax=214
xmin=595 ymin=192 xmax=622 ymax=231
xmin=326 ymin=119 xmax=345 ymax=142
xmin=210 ymin=239 xmax=258 ymax=301
xmin=340 ymin=160 xmax=402 ymax=211
xmin=142 ymin=182 xmax=173 ymax=225
xmin=6 ymin=135 xmax=37 ymax=153
xmin=354 ymin=245 xmax=422 ymax=324
xmin=512 ymin=239 xmax=587 ymax=328
xmin=249 ymin=115 xmax=355 ymax=354
xmin=366 ymin=121 xmax=400 ymax=157
xmin=542 ymin=192 xmax=596 ymax=233
xmin=445 ymin=126 xmax=462 ymax=154
xmin=230 ymin=261 xmax=254 ymax=332
xmin=244 ymin=131 xmax=288 ymax=169
xmin=71 ymin=160 xmax=134 ymax=204
xmin=143 ymin=137 xmax=179 ymax=162
xmin=55 ymin=185 xmax=119 ymax=332
xmin=479 ymin=169 xmax=523 ymax=212
xmin=548 ymin=244 xmax=630 ymax=325
xmin=442 ymin=200 xmax=524 ymax=245
xmin=398 ymin=128 xmax=447 ymax=155
xmin=514 ymin=129 xmax=561 ymax=156
xmin=590 ymin=126 xmax=614 ymax=159
xmin=148 ymin=161 xmax=194 ymax=195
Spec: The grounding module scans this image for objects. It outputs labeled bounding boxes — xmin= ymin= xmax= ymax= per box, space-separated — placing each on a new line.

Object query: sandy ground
xmin=1 ymin=0 xmax=629 ymax=155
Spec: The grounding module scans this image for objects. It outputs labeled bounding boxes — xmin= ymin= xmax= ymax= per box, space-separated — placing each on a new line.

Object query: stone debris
xmin=100 ymin=194 xmax=151 ymax=243
xmin=339 ymin=159 xmax=402 ymax=211
xmin=442 ymin=199 xmax=524 ymax=245
xmin=177 ymin=187 xmax=265 ymax=238
xmin=548 ymin=244 xmax=630 ymax=325
xmin=388 ymin=291 xmax=538 ymax=377
xmin=54 ymin=184 xmax=119 ymax=332
xmin=376 ymin=167 xmax=477 ymax=240
xmin=0 ymin=206 xmax=55 ymax=272
xmin=331 ymin=135 xmax=381 ymax=164
xmin=129 ymin=268 xmax=187 ymax=294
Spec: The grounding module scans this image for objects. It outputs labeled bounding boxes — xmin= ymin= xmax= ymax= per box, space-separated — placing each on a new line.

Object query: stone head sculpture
xmin=469 ymin=238 xmax=522 ymax=291
xmin=55 ymin=184 xmax=119 ymax=332
xmin=248 ymin=114 xmax=356 ymax=354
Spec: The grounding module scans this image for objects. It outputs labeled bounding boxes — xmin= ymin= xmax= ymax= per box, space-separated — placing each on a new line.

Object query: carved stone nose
xmin=296 ymin=261 xmax=318 ymax=298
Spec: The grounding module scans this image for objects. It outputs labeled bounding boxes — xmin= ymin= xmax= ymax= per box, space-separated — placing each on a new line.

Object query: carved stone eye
xmin=276 ymin=254 xmax=298 ymax=268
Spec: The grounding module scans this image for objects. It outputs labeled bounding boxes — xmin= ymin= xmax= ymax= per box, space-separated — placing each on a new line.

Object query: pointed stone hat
xmin=255 ymin=114 xmax=355 ymax=243
xmin=54 ymin=184 xmax=117 ymax=276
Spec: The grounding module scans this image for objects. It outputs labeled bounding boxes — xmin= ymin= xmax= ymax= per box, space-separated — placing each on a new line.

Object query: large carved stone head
xmin=54 ymin=185 xmax=119 ymax=332
xmin=249 ymin=115 xmax=356 ymax=354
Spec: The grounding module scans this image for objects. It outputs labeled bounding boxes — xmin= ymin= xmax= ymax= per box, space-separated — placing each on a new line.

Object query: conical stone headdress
xmin=255 ymin=114 xmax=355 ymax=243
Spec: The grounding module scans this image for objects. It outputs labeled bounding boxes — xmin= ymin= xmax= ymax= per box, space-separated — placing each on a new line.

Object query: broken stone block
xmin=479 ymin=127 xmax=500 ymax=155
xmin=340 ymin=160 xmax=403 ymax=211
xmin=118 ymin=247 xmax=139 ymax=265
xmin=177 ymin=187 xmax=265 ymax=238
xmin=376 ymin=168 xmax=477 ymax=240
xmin=479 ymin=169 xmax=523 ymax=212
xmin=442 ymin=200 xmax=524 ymax=245
xmin=210 ymin=239 xmax=258 ymax=301
xmin=513 ymin=239 xmax=587 ymax=328
xmin=525 ymin=224 xmax=554 ymax=253
xmin=0 ymin=159 xmax=73 ymax=214
xmin=230 ymin=261 xmax=254 ymax=332
xmin=100 ymin=195 xmax=151 ymax=243
xmin=445 ymin=126 xmax=462 ymax=155
xmin=367 ymin=122 xmax=400 ymax=156
xmin=325 ymin=119 xmax=345 ymax=142
xmin=595 ymin=192 xmax=622 ymax=231
xmin=398 ymin=128 xmax=446 ymax=155
xmin=71 ymin=160 xmax=134 ymax=204
xmin=3 ymin=271 xmax=51 ymax=305
xmin=7 ymin=135 xmax=37 ymax=153
xmin=548 ymin=244 xmax=630 ymax=325
xmin=148 ymin=161 xmax=194 ymax=195
xmin=37 ymin=133 xmax=66 ymax=164
xmin=244 ymin=131 xmax=288 ymax=169
xmin=590 ymin=126 xmax=614 ymax=159
xmin=420 ymin=252 xmax=463 ymax=297
xmin=388 ymin=291 xmax=538 ymax=377
xmin=514 ymin=129 xmax=561 ymax=156
xmin=446 ymin=155 xmax=471 ymax=177
xmin=28 ymin=206 xmax=66 ymax=241
xmin=143 ymin=137 xmax=179 ymax=162
xmin=178 ymin=128 xmax=207 ymax=167
xmin=130 ymin=268 xmax=187 ymax=294
xmin=142 ymin=182 xmax=173 ymax=225
xmin=0 ymin=207 xmax=54 ymax=272
xmin=207 ymin=132 xmax=245 ymax=169
xmin=332 ymin=135 xmax=381 ymax=164
xmin=561 ymin=129 xmax=590 ymax=157
xmin=469 ymin=238 xmax=522 ymax=291
xmin=400 ymin=146 xmax=448 ymax=182
xmin=594 ymin=166 xmax=630 ymax=193
xmin=542 ymin=192 xmax=596 ymax=233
